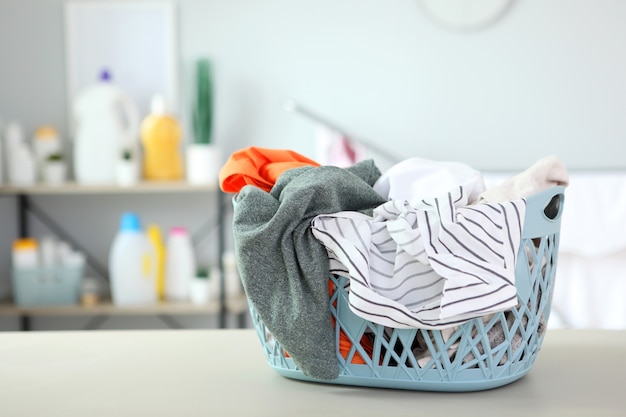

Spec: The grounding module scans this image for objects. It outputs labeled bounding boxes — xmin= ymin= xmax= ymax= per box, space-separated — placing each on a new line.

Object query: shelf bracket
xmin=20 ymin=194 xmax=109 ymax=281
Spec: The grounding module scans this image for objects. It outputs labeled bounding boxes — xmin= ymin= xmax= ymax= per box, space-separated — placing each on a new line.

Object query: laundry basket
xmin=248 ymin=186 xmax=565 ymax=392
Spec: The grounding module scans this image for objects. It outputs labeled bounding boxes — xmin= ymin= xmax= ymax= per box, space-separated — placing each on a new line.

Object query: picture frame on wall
xmin=64 ymin=0 xmax=179 ymax=129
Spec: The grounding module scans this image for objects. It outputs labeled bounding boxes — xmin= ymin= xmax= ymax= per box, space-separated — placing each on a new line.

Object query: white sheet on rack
xmin=558 ymin=172 xmax=626 ymax=257
xmin=497 ymin=170 xmax=626 ymax=329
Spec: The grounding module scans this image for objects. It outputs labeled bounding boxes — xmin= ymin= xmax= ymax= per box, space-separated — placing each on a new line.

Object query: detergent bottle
xmin=4 ymin=122 xmax=36 ymax=186
xmin=73 ymin=69 xmax=139 ymax=184
xmin=146 ymin=224 xmax=166 ymax=301
xmin=140 ymin=94 xmax=184 ymax=180
xmin=108 ymin=212 xmax=157 ymax=306
xmin=165 ymin=227 xmax=195 ymax=302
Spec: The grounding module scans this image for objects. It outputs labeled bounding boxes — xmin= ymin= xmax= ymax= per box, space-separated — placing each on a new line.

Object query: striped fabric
xmin=311 ymin=186 xmax=527 ymax=329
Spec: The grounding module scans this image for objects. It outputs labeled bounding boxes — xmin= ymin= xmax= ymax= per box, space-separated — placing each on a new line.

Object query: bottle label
xmin=142 ymin=253 xmax=152 ymax=278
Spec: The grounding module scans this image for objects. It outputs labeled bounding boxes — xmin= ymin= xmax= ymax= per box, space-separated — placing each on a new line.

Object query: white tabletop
xmin=0 ymin=329 xmax=624 ymax=417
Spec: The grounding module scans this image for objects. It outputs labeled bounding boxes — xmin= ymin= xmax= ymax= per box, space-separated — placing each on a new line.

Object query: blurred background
xmin=0 ymin=0 xmax=625 ymax=331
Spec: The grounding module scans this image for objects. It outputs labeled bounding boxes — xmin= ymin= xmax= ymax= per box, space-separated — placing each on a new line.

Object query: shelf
xmin=0 ymin=178 xmax=237 ymax=329
xmin=0 ymin=296 xmax=249 ymax=317
xmin=0 ymin=180 xmax=218 ymax=195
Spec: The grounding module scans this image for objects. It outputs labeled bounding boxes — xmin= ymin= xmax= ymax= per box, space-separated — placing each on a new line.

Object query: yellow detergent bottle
xmin=147 ymin=224 xmax=166 ymax=301
xmin=140 ymin=94 xmax=184 ymax=180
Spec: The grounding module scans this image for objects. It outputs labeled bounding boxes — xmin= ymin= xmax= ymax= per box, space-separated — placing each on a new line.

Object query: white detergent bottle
xmin=5 ymin=122 xmax=36 ymax=186
xmin=165 ymin=227 xmax=196 ymax=302
xmin=73 ymin=69 xmax=139 ymax=184
xmin=108 ymin=212 xmax=157 ymax=306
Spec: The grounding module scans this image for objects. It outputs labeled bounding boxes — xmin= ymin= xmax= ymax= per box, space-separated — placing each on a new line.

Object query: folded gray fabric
xmin=233 ymin=160 xmax=386 ymax=380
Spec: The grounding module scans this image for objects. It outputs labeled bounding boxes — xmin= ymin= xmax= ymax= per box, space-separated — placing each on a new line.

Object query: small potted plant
xmin=186 ymin=58 xmax=221 ymax=184
xmin=115 ymin=147 xmax=139 ymax=186
xmin=43 ymin=152 xmax=67 ymax=185
xmin=189 ymin=266 xmax=212 ymax=305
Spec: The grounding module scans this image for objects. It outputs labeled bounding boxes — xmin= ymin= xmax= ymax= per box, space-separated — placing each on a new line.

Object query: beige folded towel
xmin=479 ymin=156 xmax=569 ymax=203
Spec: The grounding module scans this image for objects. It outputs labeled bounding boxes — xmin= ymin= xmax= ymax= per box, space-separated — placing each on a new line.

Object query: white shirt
xmin=311 ymin=186 xmax=526 ymax=329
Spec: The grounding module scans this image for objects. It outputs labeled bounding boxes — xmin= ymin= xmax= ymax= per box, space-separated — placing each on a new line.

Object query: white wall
xmin=179 ymin=0 xmax=626 ymax=170
xmin=1 ymin=0 xmax=626 ymax=329
xmin=4 ymin=0 xmax=624 ymax=170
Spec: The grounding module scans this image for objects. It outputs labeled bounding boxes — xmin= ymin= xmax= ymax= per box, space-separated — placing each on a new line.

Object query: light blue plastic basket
xmin=12 ymin=266 xmax=83 ymax=307
xmin=249 ymin=186 xmax=565 ymax=392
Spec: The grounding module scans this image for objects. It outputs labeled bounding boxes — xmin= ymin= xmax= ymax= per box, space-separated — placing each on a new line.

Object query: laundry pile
xmin=219 ymin=147 xmax=569 ymax=380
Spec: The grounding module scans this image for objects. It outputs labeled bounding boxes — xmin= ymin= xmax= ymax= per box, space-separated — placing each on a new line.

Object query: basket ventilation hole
xmin=543 ymin=194 xmax=561 ymax=220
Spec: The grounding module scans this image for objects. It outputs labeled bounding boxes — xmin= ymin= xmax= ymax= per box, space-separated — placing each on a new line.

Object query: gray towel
xmin=233 ymin=160 xmax=386 ymax=380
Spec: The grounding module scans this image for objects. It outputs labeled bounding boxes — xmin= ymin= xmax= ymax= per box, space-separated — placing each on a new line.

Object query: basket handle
xmin=515 ymin=186 xmax=565 ymax=304
xmin=521 ymin=186 xmax=565 ymax=239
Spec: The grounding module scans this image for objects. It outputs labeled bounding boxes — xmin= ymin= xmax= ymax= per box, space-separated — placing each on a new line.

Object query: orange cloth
xmin=219 ymin=146 xmax=320 ymax=193
xmin=329 ymin=279 xmax=374 ymax=365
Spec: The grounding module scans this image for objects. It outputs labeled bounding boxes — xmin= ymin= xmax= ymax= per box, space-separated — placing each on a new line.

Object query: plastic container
xmin=146 ymin=224 xmax=166 ymax=301
xmin=247 ymin=186 xmax=565 ymax=392
xmin=12 ymin=266 xmax=83 ymax=307
xmin=12 ymin=238 xmax=39 ymax=268
xmin=108 ymin=212 xmax=157 ymax=306
xmin=140 ymin=95 xmax=184 ymax=181
xmin=12 ymin=237 xmax=85 ymax=307
xmin=80 ymin=277 xmax=101 ymax=306
xmin=39 ymin=236 xmax=58 ymax=267
xmin=11 ymin=144 xmax=37 ymax=186
xmin=73 ymin=69 xmax=139 ymax=184
xmin=32 ymin=126 xmax=62 ymax=181
xmin=165 ymin=226 xmax=195 ymax=302
xmin=189 ymin=273 xmax=210 ymax=305
xmin=5 ymin=122 xmax=36 ymax=186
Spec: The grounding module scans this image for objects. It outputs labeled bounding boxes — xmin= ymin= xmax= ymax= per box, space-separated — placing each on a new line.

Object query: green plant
xmin=121 ymin=148 xmax=133 ymax=161
xmin=46 ymin=152 xmax=64 ymax=162
xmin=192 ymin=58 xmax=213 ymax=144
xmin=195 ymin=266 xmax=209 ymax=279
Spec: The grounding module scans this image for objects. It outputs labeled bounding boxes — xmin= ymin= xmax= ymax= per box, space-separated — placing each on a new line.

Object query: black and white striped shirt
xmin=311 ymin=186 xmax=526 ymax=329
